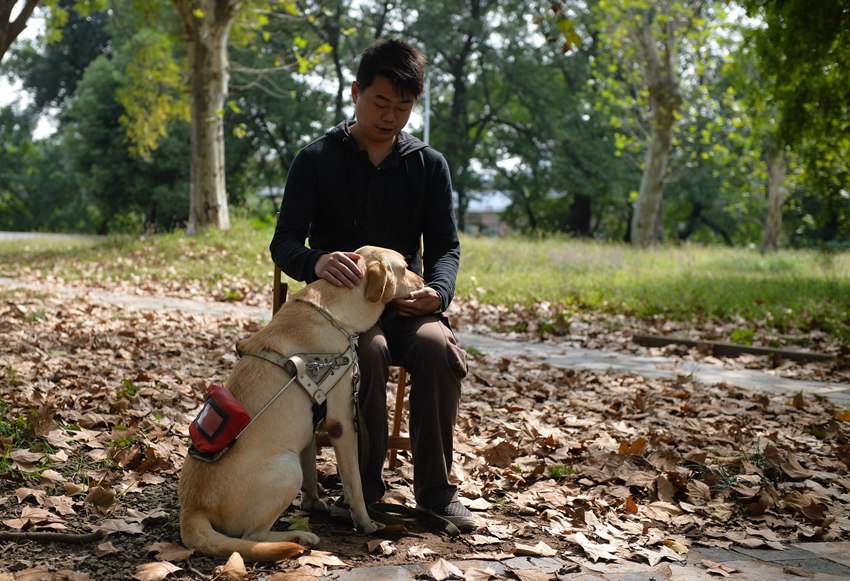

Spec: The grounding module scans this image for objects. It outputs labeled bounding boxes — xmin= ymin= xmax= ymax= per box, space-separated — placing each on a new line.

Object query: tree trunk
xmin=760 ymin=138 xmax=786 ymax=253
xmin=631 ymin=116 xmax=675 ymax=246
xmin=569 ymin=193 xmax=592 ymax=236
xmin=0 ymin=0 xmax=39 ymax=63
xmin=630 ymin=14 xmax=682 ymax=247
xmin=521 ymin=187 xmax=538 ymax=231
xmin=177 ymin=0 xmax=237 ymax=234
xmin=456 ymin=185 xmax=469 ymax=232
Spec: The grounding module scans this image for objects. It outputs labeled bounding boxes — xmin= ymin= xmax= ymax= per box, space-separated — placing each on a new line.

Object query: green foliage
xmin=2 ymin=0 xmax=849 ymax=245
xmin=280 ymin=514 xmax=313 ymax=532
xmin=4 ymin=367 xmax=20 ymax=387
xmin=742 ymin=0 xmax=850 ymax=248
xmin=0 ymin=402 xmax=35 ymax=449
xmin=729 ymin=328 xmax=755 ymax=346
xmin=0 ymin=106 xmax=39 ymax=229
xmin=546 ymin=464 xmax=576 ymax=479
xmin=108 ymin=425 xmax=136 ymax=449
xmin=25 ymin=308 xmax=47 ymax=323
xmin=5 ymin=2 xmax=110 ymax=109
xmin=117 ymin=378 xmax=140 ymax=398
xmin=0 ymin=399 xmax=54 ymax=461
xmin=61 ymin=51 xmax=192 ymax=232
xmin=744 ymin=0 xmax=850 ymax=148
xmin=115 ymin=29 xmax=190 ymax=160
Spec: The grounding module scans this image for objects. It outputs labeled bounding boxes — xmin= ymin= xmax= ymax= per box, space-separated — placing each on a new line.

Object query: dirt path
xmin=3 ymin=276 xmax=849 ymax=405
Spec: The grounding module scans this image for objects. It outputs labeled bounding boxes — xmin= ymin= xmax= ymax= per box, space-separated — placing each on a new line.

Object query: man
xmin=269 ymin=39 xmax=476 ymax=531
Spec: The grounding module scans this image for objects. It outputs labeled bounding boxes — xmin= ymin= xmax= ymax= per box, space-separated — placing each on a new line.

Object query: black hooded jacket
xmin=270 ymin=121 xmax=461 ymax=313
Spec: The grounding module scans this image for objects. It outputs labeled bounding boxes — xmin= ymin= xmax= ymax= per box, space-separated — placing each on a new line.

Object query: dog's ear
xmin=364 ymin=260 xmax=396 ymax=303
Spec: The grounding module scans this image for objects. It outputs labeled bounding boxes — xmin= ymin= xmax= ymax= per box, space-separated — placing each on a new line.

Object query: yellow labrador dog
xmin=179 ymin=245 xmax=423 ymax=561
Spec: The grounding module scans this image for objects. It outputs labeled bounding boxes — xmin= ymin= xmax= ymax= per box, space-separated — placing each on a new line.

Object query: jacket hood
xmin=328 ymin=121 xmax=429 ymax=158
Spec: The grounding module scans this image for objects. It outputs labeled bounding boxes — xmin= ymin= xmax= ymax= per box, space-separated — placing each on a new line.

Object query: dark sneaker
xmin=415 ymin=500 xmax=479 ymax=532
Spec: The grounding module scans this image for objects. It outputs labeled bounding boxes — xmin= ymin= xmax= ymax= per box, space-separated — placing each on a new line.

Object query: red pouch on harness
xmin=189 ymin=385 xmax=251 ymax=454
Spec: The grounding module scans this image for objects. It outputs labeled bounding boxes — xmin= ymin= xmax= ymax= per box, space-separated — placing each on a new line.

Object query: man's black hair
xmin=356 ymin=39 xmax=427 ymax=99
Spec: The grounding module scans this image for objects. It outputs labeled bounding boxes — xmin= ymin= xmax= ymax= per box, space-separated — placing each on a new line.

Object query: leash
xmin=292 ymin=296 xmax=367 ymax=465
xmin=293 ymin=297 xmax=360 ymax=345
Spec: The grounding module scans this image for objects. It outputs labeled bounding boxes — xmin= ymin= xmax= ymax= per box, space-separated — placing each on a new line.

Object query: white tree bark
xmin=630 ymin=13 xmax=683 ymax=247
xmin=632 ymin=122 xmax=674 ymax=246
xmin=760 ymin=138 xmax=786 ymax=253
xmin=174 ymin=0 xmax=239 ymax=234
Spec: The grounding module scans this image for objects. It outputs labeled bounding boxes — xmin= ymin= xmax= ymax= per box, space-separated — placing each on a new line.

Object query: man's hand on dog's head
xmin=316 ymin=252 xmax=363 ymax=288
xmin=393 ymin=287 xmax=441 ymax=317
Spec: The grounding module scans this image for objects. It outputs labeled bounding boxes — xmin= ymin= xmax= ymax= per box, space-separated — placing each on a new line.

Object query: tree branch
xmin=0 ymin=530 xmax=107 ymax=544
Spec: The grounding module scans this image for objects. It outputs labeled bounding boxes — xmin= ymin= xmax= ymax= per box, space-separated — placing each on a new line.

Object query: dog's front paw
xmin=357 ymin=519 xmax=384 ymax=534
xmin=290 ymin=531 xmax=320 ymax=547
xmin=301 ymin=497 xmax=329 ymax=514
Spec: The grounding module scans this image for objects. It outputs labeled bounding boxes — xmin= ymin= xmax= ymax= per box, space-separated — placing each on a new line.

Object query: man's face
xmin=351 ymin=74 xmax=415 ymax=146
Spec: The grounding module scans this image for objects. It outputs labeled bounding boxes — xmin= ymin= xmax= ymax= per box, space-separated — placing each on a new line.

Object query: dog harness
xmin=188 ymin=297 xmax=361 ymax=462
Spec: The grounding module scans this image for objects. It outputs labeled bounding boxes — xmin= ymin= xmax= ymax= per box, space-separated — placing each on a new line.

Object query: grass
xmin=1 ymin=217 xmax=848 ymax=344
xmin=459 ymin=234 xmax=850 ymax=341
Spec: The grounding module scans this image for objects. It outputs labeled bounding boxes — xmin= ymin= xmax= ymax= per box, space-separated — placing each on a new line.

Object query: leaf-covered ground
xmin=1 ymin=286 xmax=849 ymax=580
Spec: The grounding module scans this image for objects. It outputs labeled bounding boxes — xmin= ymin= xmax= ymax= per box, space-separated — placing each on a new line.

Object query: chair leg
xmin=387 ymin=366 xmax=408 ymax=470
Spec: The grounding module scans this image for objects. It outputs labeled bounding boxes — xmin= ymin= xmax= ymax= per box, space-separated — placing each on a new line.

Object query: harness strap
xmin=283 ymin=348 xmax=357 ymax=405
xmin=233 ymin=298 xmax=363 ymax=438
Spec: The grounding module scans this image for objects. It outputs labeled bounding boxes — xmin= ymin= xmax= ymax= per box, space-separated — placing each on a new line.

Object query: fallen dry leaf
xmin=3 ymin=568 xmax=90 ymax=581
xmin=145 ymin=541 xmax=194 ymax=561
xmin=94 ymin=539 xmax=121 ymax=556
xmin=297 ymin=551 xmax=347 ymax=569
xmin=95 ymin=518 xmax=145 ymax=535
xmin=663 ymin=538 xmax=689 ymax=555
xmin=85 ymin=486 xmax=116 ymax=515
xmin=469 ymin=534 xmax=500 ymax=546
xmin=367 ymin=539 xmax=396 ymax=555
xmin=512 ymin=541 xmax=557 ymax=557
xmin=564 ymin=532 xmax=619 ymax=562
xmin=466 ymin=497 xmax=493 ymax=511
xmin=617 ymin=436 xmax=647 ymax=456
xmin=702 ymin=559 xmax=738 ymax=577
xmin=132 ymin=561 xmax=181 ymax=581
xmin=214 ymin=551 xmax=248 ymax=581
xmin=408 ymin=545 xmax=439 ymax=559
xmin=510 ymin=570 xmax=554 ymax=581
xmin=422 ymin=558 xmax=464 ymax=581
xmin=462 ymin=566 xmax=499 ymax=581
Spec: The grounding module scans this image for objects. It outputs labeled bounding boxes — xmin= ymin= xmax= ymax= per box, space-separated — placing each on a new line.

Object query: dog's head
xmin=357 ymin=246 xmax=424 ymax=303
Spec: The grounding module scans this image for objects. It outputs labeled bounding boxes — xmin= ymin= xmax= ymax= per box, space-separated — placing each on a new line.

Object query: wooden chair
xmin=273 ymin=262 xmax=411 ymax=469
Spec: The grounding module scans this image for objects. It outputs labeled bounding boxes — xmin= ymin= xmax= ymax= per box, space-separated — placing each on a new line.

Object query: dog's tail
xmin=180 ymin=509 xmax=307 ymax=562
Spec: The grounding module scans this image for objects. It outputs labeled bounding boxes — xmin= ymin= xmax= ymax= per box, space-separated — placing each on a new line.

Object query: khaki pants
xmin=356 ymin=307 xmax=468 ymax=508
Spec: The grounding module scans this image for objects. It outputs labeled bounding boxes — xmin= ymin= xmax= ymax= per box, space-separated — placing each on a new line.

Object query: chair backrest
xmin=273 ymin=265 xmax=288 ymax=316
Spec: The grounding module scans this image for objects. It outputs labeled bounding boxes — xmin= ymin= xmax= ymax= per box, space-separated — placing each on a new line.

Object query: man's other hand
xmin=315 ymin=252 xmax=363 ymax=288
xmin=393 ymin=287 xmax=441 ymax=317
